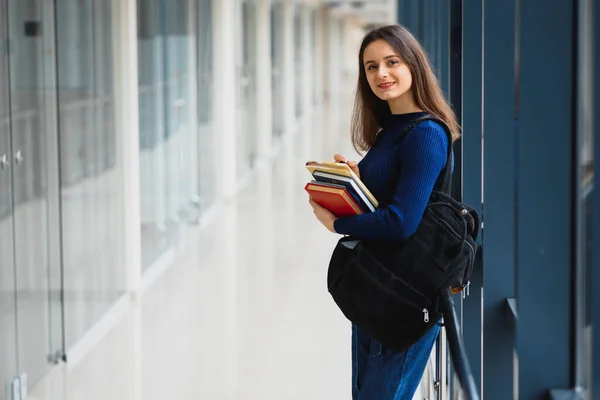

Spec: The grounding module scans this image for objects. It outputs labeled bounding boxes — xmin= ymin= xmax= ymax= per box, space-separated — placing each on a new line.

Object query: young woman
xmin=309 ymin=25 xmax=460 ymax=399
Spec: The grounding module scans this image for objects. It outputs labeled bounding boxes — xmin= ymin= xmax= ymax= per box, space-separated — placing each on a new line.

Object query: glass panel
xmin=236 ymin=0 xmax=257 ymax=178
xmin=138 ymin=0 xmax=199 ymax=269
xmin=294 ymin=5 xmax=302 ymax=118
xmin=6 ymin=0 xmax=56 ymax=386
xmin=169 ymin=0 xmax=199 ymax=227
xmin=271 ymin=3 xmax=285 ymax=139
xmin=575 ymin=0 xmax=593 ymax=389
xmin=312 ymin=9 xmax=317 ymax=106
xmin=197 ymin=0 xmax=216 ymax=209
xmin=55 ymin=0 xmax=125 ymax=349
xmin=0 ymin=0 xmax=18 ymax=394
xmin=138 ymin=0 xmax=170 ymax=267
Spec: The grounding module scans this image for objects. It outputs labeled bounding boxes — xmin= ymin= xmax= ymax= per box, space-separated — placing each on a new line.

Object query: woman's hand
xmin=309 ymin=199 xmax=338 ymax=233
xmin=333 ymin=154 xmax=360 ymax=179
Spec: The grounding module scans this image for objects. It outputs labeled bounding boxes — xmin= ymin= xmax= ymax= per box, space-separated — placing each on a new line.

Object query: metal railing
xmin=419 ymin=287 xmax=480 ymax=400
xmin=439 ymin=287 xmax=480 ymax=400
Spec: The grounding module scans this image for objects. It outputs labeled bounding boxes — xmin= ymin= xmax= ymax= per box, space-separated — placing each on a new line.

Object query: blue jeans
xmin=352 ymin=324 xmax=440 ymax=400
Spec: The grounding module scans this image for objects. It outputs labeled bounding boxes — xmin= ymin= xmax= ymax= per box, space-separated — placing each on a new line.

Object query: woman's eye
xmin=367 ymin=65 xmax=376 ymax=71
xmin=389 ymin=60 xmax=399 ymax=66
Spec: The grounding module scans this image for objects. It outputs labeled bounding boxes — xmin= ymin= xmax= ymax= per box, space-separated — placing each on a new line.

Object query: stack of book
xmin=305 ymin=161 xmax=379 ymax=217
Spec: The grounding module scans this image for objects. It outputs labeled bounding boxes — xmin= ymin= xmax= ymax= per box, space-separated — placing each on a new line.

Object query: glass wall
xmin=271 ymin=2 xmax=285 ymax=139
xmin=0 ymin=0 xmax=18 ymax=392
xmin=138 ymin=0 xmax=201 ymax=269
xmin=236 ymin=0 xmax=258 ymax=178
xmin=196 ymin=0 xmax=216 ymax=210
xmin=312 ymin=9 xmax=318 ymax=106
xmin=7 ymin=0 xmax=61 ymax=386
xmin=575 ymin=0 xmax=594 ymax=388
xmin=399 ymin=0 xmax=600 ymax=397
xmin=1 ymin=0 xmax=123 ymax=387
xmin=294 ymin=5 xmax=303 ymax=118
xmin=55 ymin=0 xmax=125 ymax=351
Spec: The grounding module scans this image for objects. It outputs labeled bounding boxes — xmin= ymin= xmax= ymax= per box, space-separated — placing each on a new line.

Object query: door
xmin=0 ymin=0 xmax=19 ymax=396
xmin=2 ymin=0 xmax=63 ymax=396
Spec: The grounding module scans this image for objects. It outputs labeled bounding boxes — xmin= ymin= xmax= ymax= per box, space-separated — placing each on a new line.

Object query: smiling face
xmin=362 ymin=39 xmax=416 ymax=113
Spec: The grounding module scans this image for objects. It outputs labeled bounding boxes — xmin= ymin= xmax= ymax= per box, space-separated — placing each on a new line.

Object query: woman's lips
xmin=378 ymin=82 xmax=395 ymax=89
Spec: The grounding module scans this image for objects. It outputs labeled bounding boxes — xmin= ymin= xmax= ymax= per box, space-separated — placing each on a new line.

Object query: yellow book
xmin=305 ymin=161 xmax=379 ymax=208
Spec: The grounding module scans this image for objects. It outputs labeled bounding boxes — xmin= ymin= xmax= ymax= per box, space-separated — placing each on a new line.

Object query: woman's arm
xmin=333 ymin=124 xmax=449 ymax=241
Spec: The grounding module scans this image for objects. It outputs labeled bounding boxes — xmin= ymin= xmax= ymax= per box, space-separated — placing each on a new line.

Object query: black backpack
xmin=326 ymin=115 xmax=480 ymax=353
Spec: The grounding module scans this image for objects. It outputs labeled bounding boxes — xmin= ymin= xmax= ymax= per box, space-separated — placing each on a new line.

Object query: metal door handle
xmin=0 ymin=154 xmax=9 ymax=170
xmin=14 ymin=150 xmax=23 ymax=166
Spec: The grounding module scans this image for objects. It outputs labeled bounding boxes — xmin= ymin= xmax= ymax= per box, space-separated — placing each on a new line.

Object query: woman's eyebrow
xmin=364 ymin=55 xmax=399 ymax=65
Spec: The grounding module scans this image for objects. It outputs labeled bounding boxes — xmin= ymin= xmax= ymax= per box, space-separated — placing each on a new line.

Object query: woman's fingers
xmin=333 ymin=154 xmax=346 ymax=163
xmin=347 ymin=161 xmax=360 ymax=178
xmin=333 ymin=154 xmax=360 ymax=178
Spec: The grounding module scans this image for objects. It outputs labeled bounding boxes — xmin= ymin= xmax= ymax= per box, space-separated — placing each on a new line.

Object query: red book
xmin=305 ymin=181 xmax=364 ymax=217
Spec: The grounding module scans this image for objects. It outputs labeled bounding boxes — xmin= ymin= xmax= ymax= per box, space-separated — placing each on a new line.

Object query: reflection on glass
xmin=138 ymin=0 xmax=202 ymax=268
xmin=311 ymin=9 xmax=317 ymax=106
xmin=271 ymin=3 xmax=285 ymax=139
xmin=0 ymin=0 xmax=18 ymax=392
xmin=197 ymin=0 xmax=216 ymax=209
xmin=580 ymin=151 xmax=593 ymax=386
xmin=577 ymin=115 xmax=593 ymax=389
xmin=294 ymin=5 xmax=302 ymax=118
xmin=55 ymin=0 xmax=126 ymax=350
xmin=5 ymin=0 xmax=58 ymax=387
xmin=576 ymin=0 xmax=594 ymax=389
xmin=237 ymin=0 xmax=258 ymax=178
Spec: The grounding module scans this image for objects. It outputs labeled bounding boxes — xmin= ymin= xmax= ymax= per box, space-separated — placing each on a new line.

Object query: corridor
xmin=4 ymin=0 xmax=596 ymax=397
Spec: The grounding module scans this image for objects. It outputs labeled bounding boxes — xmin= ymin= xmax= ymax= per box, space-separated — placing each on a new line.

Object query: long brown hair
xmin=351 ymin=25 xmax=460 ymax=153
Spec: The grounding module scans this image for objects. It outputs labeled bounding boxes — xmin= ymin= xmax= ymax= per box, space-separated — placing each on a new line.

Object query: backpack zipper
xmin=462 ymin=280 xmax=471 ymax=299
xmin=463 ymin=240 xmax=477 ymax=287
xmin=423 ymin=308 xmax=430 ymax=323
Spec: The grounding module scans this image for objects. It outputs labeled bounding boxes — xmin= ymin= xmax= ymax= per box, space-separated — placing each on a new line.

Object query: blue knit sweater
xmin=333 ymin=112 xmax=450 ymax=242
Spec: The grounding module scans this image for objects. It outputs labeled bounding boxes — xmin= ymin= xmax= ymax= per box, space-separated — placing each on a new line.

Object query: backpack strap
xmin=394 ymin=114 xmax=454 ymax=195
